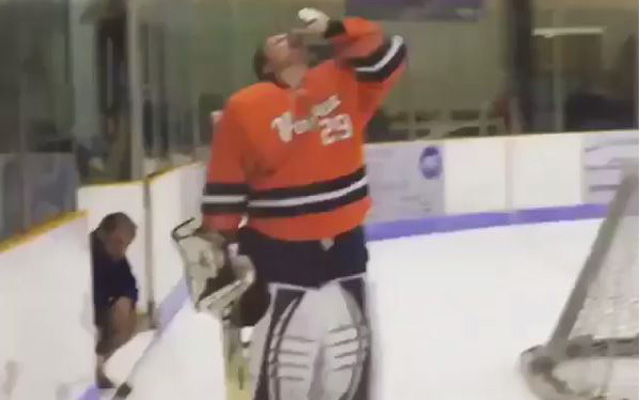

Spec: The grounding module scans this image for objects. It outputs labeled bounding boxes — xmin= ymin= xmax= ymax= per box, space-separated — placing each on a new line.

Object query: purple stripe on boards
xmin=365 ymin=204 xmax=608 ymax=241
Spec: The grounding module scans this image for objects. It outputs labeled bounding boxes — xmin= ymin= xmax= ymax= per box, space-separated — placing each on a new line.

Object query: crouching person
xmin=91 ymin=212 xmax=138 ymax=388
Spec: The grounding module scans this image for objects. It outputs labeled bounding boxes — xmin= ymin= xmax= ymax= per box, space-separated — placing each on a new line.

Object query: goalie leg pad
xmin=321 ymin=275 xmax=370 ymax=400
xmin=251 ymin=284 xmax=323 ymax=400
xmin=250 ymin=275 xmax=371 ymax=400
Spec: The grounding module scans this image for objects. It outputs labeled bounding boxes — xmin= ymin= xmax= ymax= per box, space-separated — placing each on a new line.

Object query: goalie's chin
xmin=284 ymin=47 xmax=310 ymax=68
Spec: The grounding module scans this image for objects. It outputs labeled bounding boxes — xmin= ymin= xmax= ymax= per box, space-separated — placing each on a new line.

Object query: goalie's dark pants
xmin=235 ymin=226 xmax=368 ymax=326
xmin=237 ymin=226 xmax=371 ymax=400
xmin=238 ymin=226 xmax=368 ymax=288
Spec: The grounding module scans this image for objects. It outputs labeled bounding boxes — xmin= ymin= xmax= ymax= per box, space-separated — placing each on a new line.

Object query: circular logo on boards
xmin=419 ymin=146 xmax=442 ymax=179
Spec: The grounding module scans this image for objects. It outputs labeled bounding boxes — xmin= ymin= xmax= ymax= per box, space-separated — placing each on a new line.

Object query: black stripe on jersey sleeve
xmin=247 ymin=185 xmax=369 ymax=218
xmin=349 ymin=38 xmax=394 ymax=69
xmin=201 ymin=182 xmax=248 ymax=215
xmin=201 ymin=202 xmax=247 ymax=215
xmin=203 ymin=182 xmax=250 ymax=196
xmin=355 ymin=40 xmax=407 ymax=83
xmin=248 ymin=168 xmax=366 ymax=201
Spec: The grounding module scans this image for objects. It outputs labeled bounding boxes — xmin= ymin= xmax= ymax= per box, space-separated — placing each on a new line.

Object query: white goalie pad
xmin=250 ymin=275 xmax=370 ymax=400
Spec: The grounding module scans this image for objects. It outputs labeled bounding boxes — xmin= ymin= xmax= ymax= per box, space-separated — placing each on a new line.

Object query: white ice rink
xmin=110 ymin=219 xmax=602 ymax=400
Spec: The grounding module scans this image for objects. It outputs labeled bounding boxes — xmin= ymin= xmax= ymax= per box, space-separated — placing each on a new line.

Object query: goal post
xmin=520 ymin=164 xmax=639 ymax=400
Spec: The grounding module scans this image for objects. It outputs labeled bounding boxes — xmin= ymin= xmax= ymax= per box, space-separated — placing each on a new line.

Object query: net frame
xmin=520 ymin=166 xmax=639 ymax=400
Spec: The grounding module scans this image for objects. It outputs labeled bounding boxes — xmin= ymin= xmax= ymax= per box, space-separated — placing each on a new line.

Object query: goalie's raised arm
xmin=329 ymin=19 xmax=407 ymax=84
xmin=295 ymin=8 xmax=407 ymax=84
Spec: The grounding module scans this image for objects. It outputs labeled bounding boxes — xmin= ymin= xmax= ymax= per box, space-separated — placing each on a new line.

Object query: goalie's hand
xmin=293 ymin=8 xmax=330 ymax=36
xmin=179 ymin=230 xmax=227 ymax=283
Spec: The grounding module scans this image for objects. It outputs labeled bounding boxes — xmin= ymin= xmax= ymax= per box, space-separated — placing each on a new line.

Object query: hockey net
xmin=520 ymin=166 xmax=639 ymax=400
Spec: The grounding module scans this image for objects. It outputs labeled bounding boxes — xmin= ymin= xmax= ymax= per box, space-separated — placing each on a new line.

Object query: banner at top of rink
xmin=346 ymin=0 xmax=484 ymax=21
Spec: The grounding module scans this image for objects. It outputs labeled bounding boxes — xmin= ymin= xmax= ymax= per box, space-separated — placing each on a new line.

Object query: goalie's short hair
xmin=253 ymin=44 xmax=275 ymax=82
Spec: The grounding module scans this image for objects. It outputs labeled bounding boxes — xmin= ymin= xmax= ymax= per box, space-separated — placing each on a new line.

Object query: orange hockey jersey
xmin=202 ymin=17 xmax=406 ymax=241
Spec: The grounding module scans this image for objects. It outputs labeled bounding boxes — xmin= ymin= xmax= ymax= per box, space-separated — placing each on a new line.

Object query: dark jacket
xmin=91 ymin=231 xmax=138 ymax=322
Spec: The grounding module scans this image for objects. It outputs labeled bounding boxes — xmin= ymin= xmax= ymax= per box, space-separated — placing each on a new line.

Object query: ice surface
xmin=114 ymin=219 xmax=601 ymax=400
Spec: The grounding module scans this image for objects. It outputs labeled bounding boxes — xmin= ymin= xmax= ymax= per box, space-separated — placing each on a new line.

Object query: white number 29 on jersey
xmin=319 ymin=114 xmax=353 ymax=146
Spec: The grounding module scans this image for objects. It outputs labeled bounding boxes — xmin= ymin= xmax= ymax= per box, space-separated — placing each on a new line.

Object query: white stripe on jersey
xmin=355 ymin=35 xmax=404 ymax=73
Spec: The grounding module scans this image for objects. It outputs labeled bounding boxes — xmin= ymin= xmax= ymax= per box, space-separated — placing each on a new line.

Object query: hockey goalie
xmin=176 ymin=7 xmax=406 ymax=400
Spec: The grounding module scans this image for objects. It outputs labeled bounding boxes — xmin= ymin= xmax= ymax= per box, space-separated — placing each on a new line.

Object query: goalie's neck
xmin=276 ymin=64 xmax=308 ymax=89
